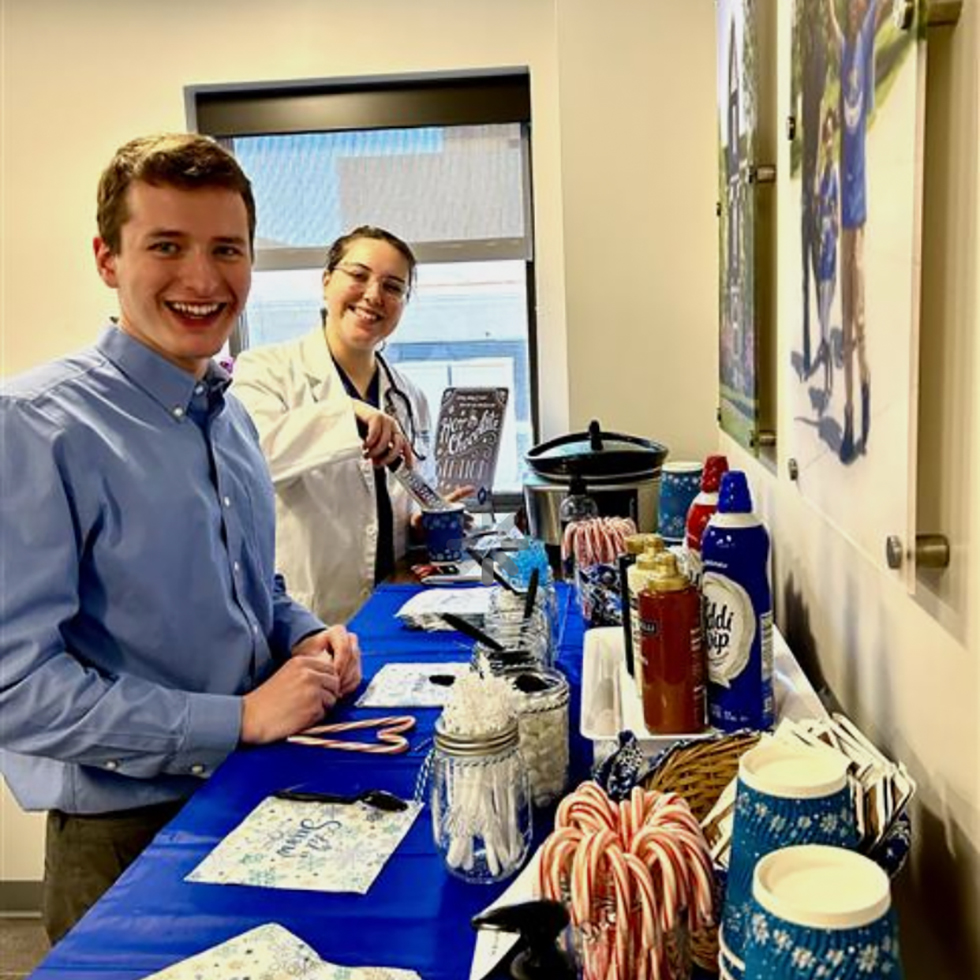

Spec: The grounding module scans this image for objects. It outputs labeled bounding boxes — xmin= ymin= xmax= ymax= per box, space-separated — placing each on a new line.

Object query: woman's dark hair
xmin=324 ymin=225 xmax=417 ymax=297
xmin=97 ymin=134 xmax=256 ymax=255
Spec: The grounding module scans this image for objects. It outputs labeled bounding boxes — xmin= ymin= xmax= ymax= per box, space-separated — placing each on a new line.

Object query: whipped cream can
xmin=701 ymin=470 xmax=773 ymax=731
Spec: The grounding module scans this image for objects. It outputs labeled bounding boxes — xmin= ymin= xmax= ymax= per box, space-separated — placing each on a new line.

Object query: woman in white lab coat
xmin=232 ymin=226 xmax=463 ymax=624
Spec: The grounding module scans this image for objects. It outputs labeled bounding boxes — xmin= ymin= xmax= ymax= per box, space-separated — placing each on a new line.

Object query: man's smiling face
xmin=94 ymin=180 xmax=252 ymax=377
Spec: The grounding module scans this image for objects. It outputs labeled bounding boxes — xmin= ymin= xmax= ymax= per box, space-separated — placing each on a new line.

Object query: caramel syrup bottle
xmin=637 ymin=551 xmax=705 ymax=734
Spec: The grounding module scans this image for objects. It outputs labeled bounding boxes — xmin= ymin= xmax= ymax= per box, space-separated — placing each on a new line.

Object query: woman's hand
xmin=351 ymin=401 xmax=414 ymax=468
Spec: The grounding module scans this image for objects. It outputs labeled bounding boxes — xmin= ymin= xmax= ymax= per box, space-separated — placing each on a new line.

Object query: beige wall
xmin=2 ymin=1 xmax=978 ymax=977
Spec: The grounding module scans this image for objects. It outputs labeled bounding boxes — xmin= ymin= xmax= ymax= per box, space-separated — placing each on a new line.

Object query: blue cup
xmin=721 ymin=741 xmax=858 ymax=967
xmin=658 ymin=461 xmax=703 ymax=542
xmin=743 ymin=844 xmax=903 ymax=979
xmin=421 ymin=505 xmax=466 ymax=562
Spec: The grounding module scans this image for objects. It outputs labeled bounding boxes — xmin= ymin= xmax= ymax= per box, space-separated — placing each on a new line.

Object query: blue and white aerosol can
xmin=700 ymin=470 xmax=773 ymax=732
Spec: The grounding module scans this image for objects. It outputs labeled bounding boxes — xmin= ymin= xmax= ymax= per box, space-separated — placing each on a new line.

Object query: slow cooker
xmin=522 ymin=420 xmax=668 ymax=561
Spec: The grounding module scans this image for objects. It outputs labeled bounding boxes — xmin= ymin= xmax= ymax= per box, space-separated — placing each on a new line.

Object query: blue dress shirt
xmin=0 ymin=326 xmax=324 ymax=813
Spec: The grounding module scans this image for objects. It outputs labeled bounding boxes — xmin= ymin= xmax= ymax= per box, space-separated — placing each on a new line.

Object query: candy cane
xmin=286 ymin=714 xmax=415 ymax=753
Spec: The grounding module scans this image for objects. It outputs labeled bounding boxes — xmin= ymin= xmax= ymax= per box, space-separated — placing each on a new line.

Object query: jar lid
xmin=434 ymin=716 xmax=519 ymax=756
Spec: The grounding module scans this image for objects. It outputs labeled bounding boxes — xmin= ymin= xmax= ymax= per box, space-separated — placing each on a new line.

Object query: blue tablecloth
xmin=30 ymin=583 xmax=592 ymax=980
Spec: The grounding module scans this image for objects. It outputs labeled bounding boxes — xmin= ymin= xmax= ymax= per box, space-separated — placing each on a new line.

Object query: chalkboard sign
xmin=433 ymin=387 xmax=509 ymax=502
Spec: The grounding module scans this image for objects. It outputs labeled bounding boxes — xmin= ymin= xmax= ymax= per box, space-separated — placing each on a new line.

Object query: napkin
xmin=186 ymin=796 xmax=421 ymax=894
xmin=356 ymin=661 xmax=472 ymax=708
xmin=396 ymin=587 xmax=491 ymax=630
xmin=141 ymin=922 xmax=421 ymax=979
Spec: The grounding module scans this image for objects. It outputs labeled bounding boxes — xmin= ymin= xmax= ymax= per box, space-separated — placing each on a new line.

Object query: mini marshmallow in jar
xmin=430 ymin=673 xmax=532 ymax=884
xmin=502 ymin=666 xmax=570 ymax=807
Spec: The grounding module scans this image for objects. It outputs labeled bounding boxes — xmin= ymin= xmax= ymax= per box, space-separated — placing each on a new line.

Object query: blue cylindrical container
xmin=700 ymin=470 xmax=773 ymax=731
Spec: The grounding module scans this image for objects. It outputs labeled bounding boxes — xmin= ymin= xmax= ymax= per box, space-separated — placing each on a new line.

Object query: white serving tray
xmin=580 ymin=626 xmax=828 ymax=764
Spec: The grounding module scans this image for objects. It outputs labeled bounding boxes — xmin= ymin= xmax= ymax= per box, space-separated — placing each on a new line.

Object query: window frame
xmin=188 ymin=69 xmax=538 ymax=507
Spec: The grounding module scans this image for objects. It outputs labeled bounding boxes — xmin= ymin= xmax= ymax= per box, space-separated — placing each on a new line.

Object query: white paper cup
xmin=743 ymin=845 xmax=903 ymax=979
xmin=752 ymin=843 xmax=890 ymax=929
xmin=738 ymin=739 xmax=850 ymax=798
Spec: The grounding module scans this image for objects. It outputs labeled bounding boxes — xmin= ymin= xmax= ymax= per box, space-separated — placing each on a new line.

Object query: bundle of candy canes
xmin=539 ymin=781 xmax=714 ymax=980
xmin=561 ymin=516 xmax=637 ymax=570
xmin=561 ymin=517 xmax=637 ymax=627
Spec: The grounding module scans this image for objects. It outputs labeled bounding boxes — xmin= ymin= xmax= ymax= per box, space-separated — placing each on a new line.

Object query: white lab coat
xmin=230 ymin=328 xmax=432 ymax=625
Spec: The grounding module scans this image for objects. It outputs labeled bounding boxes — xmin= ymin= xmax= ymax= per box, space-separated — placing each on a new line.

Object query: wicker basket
xmin=642 ymin=732 xmax=762 ymax=974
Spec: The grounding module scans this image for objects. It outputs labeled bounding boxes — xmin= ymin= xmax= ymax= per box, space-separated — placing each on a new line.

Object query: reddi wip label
xmin=702 ymin=572 xmax=774 ymax=730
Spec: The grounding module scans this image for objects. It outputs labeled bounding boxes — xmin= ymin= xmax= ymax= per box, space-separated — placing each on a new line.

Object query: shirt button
xmin=172 ymin=406 xmax=185 ymax=419
xmin=233 ymin=561 xmax=241 ymax=574
xmin=252 ymin=624 xmax=259 ymax=635
xmin=190 ymin=763 xmax=206 ymax=776
xmin=223 ymin=496 xmax=232 ymax=508
xmin=194 ymin=384 xmax=205 ymax=395
xmin=104 ymin=760 xmax=119 ymax=771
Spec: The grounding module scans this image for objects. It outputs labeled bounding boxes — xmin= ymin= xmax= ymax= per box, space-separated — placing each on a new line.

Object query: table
xmin=30 ymin=583 xmax=591 ymax=980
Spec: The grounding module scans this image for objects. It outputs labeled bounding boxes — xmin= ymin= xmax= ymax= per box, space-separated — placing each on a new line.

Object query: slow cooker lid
xmin=526 ymin=419 xmax=668 ymax=480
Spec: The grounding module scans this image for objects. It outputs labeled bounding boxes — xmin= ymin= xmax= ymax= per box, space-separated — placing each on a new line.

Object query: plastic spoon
xmin=272 ymin=787 xmax=408 ymax=812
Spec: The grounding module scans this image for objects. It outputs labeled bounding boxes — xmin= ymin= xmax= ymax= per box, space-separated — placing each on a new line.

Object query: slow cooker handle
xmin=588 ymin=419 xmax=603 ymax=452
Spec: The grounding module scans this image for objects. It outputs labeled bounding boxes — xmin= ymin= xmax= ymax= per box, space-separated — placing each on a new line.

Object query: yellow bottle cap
xmin=648 ymin=551 xmax=689 ymax=592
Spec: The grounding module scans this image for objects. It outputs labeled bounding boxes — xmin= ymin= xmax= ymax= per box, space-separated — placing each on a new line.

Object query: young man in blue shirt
xmin=0 ymin=134 xmax=361 ymax=943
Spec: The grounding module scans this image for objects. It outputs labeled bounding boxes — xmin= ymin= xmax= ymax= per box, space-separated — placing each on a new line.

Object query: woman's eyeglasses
xmin=333 ymin=263 xmax=408 ymax=302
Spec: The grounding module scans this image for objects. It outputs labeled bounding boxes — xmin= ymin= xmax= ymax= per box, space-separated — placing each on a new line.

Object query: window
xmin=191 ymin=73 xmax=536 ymax=498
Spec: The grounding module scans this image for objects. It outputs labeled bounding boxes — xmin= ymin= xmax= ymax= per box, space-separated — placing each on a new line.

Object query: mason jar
xmin=502 ymin=666 xmax=570 ymax=807
xmin=430 ymin=717 xmax=532 ymax=884
xmin=486 ymin=585 xmax=557 ymax=666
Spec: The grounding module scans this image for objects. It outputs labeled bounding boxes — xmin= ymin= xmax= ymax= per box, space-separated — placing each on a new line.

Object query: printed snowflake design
xmin=797 ymin=814 xmax=812 ymax=830
xmin=815 ymin=966 xmax=828 ymax=977
xmin=753 ymin=799 xmax=769 ymax=818
xmin=792 ymin=946 xmax=816 ymax=969
xmin=820 ymin=812 xmax=839 ymax=833
xmin=773 ymin=929 xmax=793 ymax=951
xmin=751 ymin=912 xmax=770 ymax=944
xmin=825 ymin=949 xmax=845 ymax=967
xmin=857 ymin=944 xmax=880 ymax=972
xmin=770 ymin=813 xmax=787 ymax=833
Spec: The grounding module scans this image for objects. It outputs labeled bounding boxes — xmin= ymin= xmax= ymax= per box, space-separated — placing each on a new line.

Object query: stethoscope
xmin=315 ymin=312 xmax=428 ymax=462
xmin=377 ymin=352 xmax=428 ymax=462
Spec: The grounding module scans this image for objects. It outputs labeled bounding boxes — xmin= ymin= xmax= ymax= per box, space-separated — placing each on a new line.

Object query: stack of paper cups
xmin=720 ymin=740 xmax=859 ymax=977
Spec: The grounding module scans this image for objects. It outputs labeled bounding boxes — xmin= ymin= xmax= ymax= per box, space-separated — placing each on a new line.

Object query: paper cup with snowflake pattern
xmin=742 ymin=844 xmax=902 ymax=979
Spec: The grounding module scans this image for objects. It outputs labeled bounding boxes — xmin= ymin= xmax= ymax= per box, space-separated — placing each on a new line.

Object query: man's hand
xmin=292 ymin=625 xmax=362 ymax=697
xmin=351 ymin=402 xmax=413 ymax=468
xmin=240 ymin=655 xmax=341 ymax=745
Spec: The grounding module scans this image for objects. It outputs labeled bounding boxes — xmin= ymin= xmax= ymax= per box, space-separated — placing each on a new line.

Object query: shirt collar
xmin=96 ymin=324 xmax=231 ymax=421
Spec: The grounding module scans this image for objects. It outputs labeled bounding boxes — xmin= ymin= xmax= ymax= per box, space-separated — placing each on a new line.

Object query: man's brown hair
xmin=97 ymin=134 xmax=256 ymax=254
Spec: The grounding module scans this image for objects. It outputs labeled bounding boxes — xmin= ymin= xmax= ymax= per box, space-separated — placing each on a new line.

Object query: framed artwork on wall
xmin=716 ymin=0 xmax=777 ymax=454
xmin=786 ymin=0 xmax=923 ymax=584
